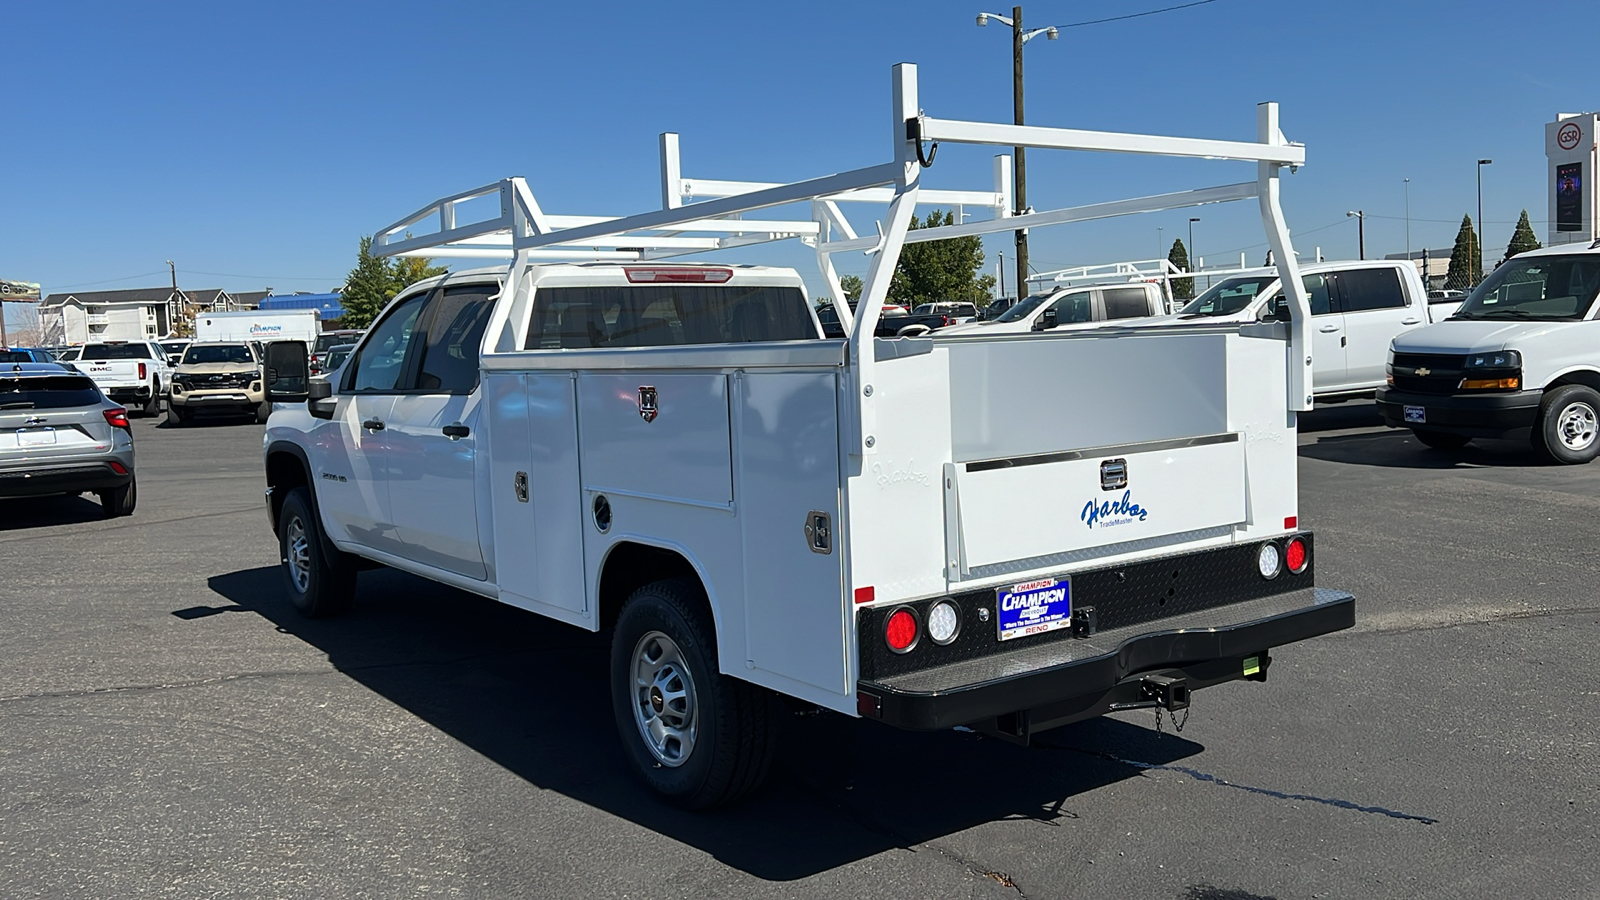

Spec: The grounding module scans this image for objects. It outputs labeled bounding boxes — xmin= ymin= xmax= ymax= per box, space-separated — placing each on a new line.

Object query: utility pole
xmin=166 ymin=260 xmax=180 ymax=336
xmin=998 ymin=249 xmax=1007 ymax=301
xmin=1403 ymin=178 xmax=1411 ymax=260
xmin=1476 ymin=159 xmax=1492 ymax=283
xmin=1011 ymin=5 xmax=1028 ymax=298
xmin=1346 ymin=210 xmax=1365 ymax=260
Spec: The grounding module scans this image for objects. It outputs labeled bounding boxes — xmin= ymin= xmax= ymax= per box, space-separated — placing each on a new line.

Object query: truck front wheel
xmin=277 ymin=487 xmax=355 ymax=617
xmin=610 ymin=579 xmax=776 ymax=809
xmin=1534 ymin=385 xmax=1600 ymax=465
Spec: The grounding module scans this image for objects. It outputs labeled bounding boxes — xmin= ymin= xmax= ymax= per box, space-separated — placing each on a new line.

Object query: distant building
xmin=259 ymin=291 xmax=345 ymax=323
xmin=40 ymin=286 xmax=243 ymax=345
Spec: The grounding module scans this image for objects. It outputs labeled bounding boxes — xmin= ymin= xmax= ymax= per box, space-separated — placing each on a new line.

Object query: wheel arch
xmin=1544 ymin=367 xmax=1600 ymax=395
xmin=596 ymin=539 xmax=717 ymax=636
xmin=264 ymin=440 xmax=315 ymax=535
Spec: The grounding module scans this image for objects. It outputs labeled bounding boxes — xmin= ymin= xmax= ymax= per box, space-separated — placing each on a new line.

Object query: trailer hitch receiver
xmin=1140 ymin=674 xmax=1191 ymax=711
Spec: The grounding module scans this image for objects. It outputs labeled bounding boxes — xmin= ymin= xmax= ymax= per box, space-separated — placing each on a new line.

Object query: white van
xmin=1141 ymin=260 xmax=1457 ymax=400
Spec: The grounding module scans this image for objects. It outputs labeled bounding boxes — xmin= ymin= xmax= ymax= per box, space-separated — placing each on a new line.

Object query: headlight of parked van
xmin=1459 ymin=349 xmax=1521 ymax=391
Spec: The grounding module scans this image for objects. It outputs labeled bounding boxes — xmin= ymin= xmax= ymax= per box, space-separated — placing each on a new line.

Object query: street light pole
xmin=1188 ymin=217 xmax=1200 ymax=286
xmin=1403 ymin=178 xmax=1411 ymax=260
xmin=1346 ymin=210 xmax=1365 ymax=260
xmin=1476 ymin=159 xmax=1492 ymax=283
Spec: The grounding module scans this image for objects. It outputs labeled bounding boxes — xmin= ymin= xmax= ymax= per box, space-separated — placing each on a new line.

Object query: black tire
xmin=610 ymin=578 xmax=776 ymax=809
xmin=277 ymin=486 xmax=355 ymax=617
xmin=166 ymin=404 xmax=189 ymax=427
xmin=1532 ymin=384 xmax=1600 ymax=465
xmin=256 ymin=401 xmax=271 ymax=425
xmin=97 ymin=475 xmax=136 ymax=518
xmin=1410 ymin=428 xmax=1471 ymax=450
xmin=141 ymin=387 xmax=161 ymax=418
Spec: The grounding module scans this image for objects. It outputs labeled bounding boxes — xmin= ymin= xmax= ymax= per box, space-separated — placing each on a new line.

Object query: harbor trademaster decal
xmin=1081 ymin=490 xmax=1149 ymax=529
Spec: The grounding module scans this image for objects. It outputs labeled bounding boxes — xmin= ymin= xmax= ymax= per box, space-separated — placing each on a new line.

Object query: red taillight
xmin=103 ymin=408 xmax=129 ymax=429
xmin=108 ymin=461 xmax=128 ymax=475
xmin=1285 ymin=537 xmax=1308 ymax=574
xmin=885 ymin=608 xmax=919 ymax=653
xmin=624 ymin=267 xmax=733 ymax=284
xmin=138 ymin=362 xmax=146 ymax=379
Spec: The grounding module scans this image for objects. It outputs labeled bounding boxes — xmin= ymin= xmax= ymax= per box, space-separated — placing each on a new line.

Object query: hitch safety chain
xmin=1154 ymin=704 xmax=1191 ymax=736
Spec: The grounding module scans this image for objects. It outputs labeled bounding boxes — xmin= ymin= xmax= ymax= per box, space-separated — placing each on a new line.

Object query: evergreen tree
xmin=1445 ymin=215 xmax=1482 ymax=291
xmin=1168 ymin=239 xmax=1194 ymax=300
xmin=341 ymin=236 xmax=447 ymax=329
xmin=839 ymin=275 xmax=864 ymax=304
xmin=1506 ymin=209 xmax=1541 ymax=258
xmin=886 ymin=210 xmax=993 ymax=306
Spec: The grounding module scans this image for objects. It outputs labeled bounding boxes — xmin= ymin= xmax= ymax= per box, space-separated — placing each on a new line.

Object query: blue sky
xmin=5 ymin=0 xmax=1596 ymax=327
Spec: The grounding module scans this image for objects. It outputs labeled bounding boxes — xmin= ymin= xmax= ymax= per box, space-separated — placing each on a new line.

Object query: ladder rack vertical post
xmin=1256 ymin=101 xmax=1312 ymax=412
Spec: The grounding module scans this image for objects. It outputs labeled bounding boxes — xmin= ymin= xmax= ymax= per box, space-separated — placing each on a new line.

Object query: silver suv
xmin=0 ymin=363 xmax=137 ymax=516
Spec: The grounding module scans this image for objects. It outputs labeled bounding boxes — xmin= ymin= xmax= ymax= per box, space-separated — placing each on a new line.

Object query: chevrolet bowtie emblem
xmin=1415 ymin=366 xmax=1431 ymax=377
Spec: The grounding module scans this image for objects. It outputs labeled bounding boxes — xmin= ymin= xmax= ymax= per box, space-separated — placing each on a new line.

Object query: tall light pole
xmin=1476 ymin=159 xmax=1492 ymax=283
xmin=1157 ymin=225 xmax=1164 ymax=260
xmin=1403 ymin=178 xmax=1411 ymax=260
xmin=1346 ymin=210 xmax=1365 ymax=260
xmin=1188 ymin=217 xmax=1200 ymax=283
xmin=977 ymin=8 xmax=1057 ymax=302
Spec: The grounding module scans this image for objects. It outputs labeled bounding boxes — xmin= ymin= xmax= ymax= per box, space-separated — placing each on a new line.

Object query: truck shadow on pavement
xmin=1297 ymin=402 xmax=1547 ymax=469
xmin=207 ymin=564 xmax=1207 ymax=880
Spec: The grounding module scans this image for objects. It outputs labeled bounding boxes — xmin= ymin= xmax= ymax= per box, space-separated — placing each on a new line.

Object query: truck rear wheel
xmin=1533 ymin=385 xmax=1600 ymax=465
xmin=141 ymin=387 xmax=161 ymax=418
xmin=1410 ymin=428 xmax=1471 ymax=450
xmin=278 ymin=487 xmax=355 ymax=617
xmin=610 ymin=579 xmax=776 ymax=809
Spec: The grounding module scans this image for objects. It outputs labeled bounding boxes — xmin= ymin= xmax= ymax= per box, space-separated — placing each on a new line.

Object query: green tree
xmin=1506 ymin=209 xmax=1541 ymax=259
xmin=1168 ymin=239 xmax=1194 ymax=300
xmin=839 ymin=274 xmax=864 ymax=304
xmin=340 ymin=235 xmax=447 ymax=328
xmin=1445 ymin=214 xmax=1482 ymax=291
xmin=887 ymin=210 xmax=993 ymax=307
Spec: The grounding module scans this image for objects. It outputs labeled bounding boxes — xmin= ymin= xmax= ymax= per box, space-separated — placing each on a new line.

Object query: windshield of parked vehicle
xmin=161 ymin=341 xmax=188 ymax=353
xmin=993 ymin=293 xmax=1053 ymax=323
xmin=324 ymin=345 xmax=355 ymax=369
xmin=0 ymin=350 xmax=32 ymax=363
xmin=81 ymin=343 xmax=153 ymax=360
xmin=181 ymin=344 xmax=255 ymax=365
xmin=316 ymin=332 xmax=360 ymax=352
xmin=1178 ymin=275 xmax=1280 ymax=317
xmin=1452 ymin=255 xmax=1600 ymax=320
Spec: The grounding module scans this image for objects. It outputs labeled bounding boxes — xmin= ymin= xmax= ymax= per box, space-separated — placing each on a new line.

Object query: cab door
xmin=313 ymin=289 xmax=431 ymax=556
xmin=385 ymin=283 xmax=498 ymax=581
xmin=1263 ymin=274 xmax=1345 ymax=393
xmin=1333 ymin=267 xmax=1417 ymax=389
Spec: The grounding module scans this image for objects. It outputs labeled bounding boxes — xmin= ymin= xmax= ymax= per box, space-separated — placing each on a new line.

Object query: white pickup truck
xmin=1377 ymin=242 xmax=1600 ymax=463
xmin=76 ymin=340 xmax=171 ymax=417
xmin=939 ymin=281 xmax=1166 ymax=336
xmin=1139 ymin=259 xmax=1459 ymax=400
xmin=260 ymin=65 xmax=1353 ymax=807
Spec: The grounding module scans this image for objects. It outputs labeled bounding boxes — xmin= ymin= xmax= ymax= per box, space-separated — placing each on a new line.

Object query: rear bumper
xmin=104 ymin=385 xmax=153 ymax=400
xmin=1375 ymin=387 xmax=1541 ymax=436
xmin=858 ymin=587 xmax=1353 ymax=732
xmin=0 ymin=460 xmax=132 ymax=498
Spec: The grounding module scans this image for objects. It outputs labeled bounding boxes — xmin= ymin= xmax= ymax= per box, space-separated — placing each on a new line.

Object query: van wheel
xmin=1410 ymin=428 xmax=1471 ymax=450
xmin=1533 ymin=385 xmax=1600 ymax=465
xmin=98 ymin=475 xmax=137 ymax=518
xmin=278 ymin=487 xmax=355 ymax=617
xmin=610 ymin=579 xmax=776 ymax=809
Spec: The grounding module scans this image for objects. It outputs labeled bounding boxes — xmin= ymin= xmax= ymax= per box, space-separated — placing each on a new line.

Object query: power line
xmin=181 ymin=269 xmax=340 ymax=282
xmin=1060 ymin=0 xmax=1219 ymax=29
xmin=50 ymin=271 xmax=168 ymax=290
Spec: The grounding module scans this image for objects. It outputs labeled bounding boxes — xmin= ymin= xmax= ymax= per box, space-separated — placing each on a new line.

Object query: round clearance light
xmin=1257 ymin=542 xmax=1282 ymax=579
xmin=927 ymin=600 xmax=961 ymax=645
xmin=1285 ymin=537 xmax=1309 ymax=575
xmin=884 ymin=608 xmax=919 ymax=654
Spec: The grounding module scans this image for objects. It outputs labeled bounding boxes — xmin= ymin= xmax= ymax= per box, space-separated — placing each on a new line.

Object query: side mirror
xmin=1035 ymin=309 xmax=1058 ymax=331
xmin=1262 ymin=300 xmax=1291 ymax=323
xmin=264 ymin=340 xmax=310 ymax=402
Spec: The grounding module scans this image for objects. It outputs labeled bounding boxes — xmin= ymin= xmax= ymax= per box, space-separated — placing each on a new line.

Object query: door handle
xmin=362 ymin=418 xmax=385 ymax=431
xmin=1401 ymin=317 xmax=1421 ymax=325
xmin=1318 ymin=325 xmax=1339 ymax=333
xmin=442 ymin=423 xmax=470 ymax=440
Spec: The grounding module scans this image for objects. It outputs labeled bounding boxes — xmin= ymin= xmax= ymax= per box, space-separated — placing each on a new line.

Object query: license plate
xmin=1403 ymin=405 xmax=1426 ymax=424
xmin=18 ymin=428 xmax=57 ymax=446
xmin=996 ymin=577 xmax=1072 ymax=642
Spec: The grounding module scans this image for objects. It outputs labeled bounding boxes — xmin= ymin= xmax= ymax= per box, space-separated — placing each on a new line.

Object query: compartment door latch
xmin=804 ymin=510 xmax=832 ymax=554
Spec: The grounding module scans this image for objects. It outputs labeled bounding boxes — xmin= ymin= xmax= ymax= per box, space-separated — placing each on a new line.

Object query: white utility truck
xmin=1377 ymin=242 xmax=1600 ymax=463
xmin=1139 ymin=259 xmax=1460 ymax=400
xmin=261 ymin=65 xmax=1353 ymax=808
xmin=196 ymin=309 xmax=321 ymax=349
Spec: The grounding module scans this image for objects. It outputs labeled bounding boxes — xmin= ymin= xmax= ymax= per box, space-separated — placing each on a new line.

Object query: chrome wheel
xmin=285 ymin=516 xmax=311 ymax=593
xmin=1557 ymin=401 xmax=1597 ymax=452
xmin=631 ymin=630 xmax=698 ymax=767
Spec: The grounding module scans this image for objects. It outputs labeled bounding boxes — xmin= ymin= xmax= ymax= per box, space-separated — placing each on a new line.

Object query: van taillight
xmin=138 ymin=362 xmax=147 ymax=379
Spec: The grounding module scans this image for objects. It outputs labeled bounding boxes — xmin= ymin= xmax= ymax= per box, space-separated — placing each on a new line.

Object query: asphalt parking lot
xmin=1 ymin=404 xmax=1595 ymax=899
